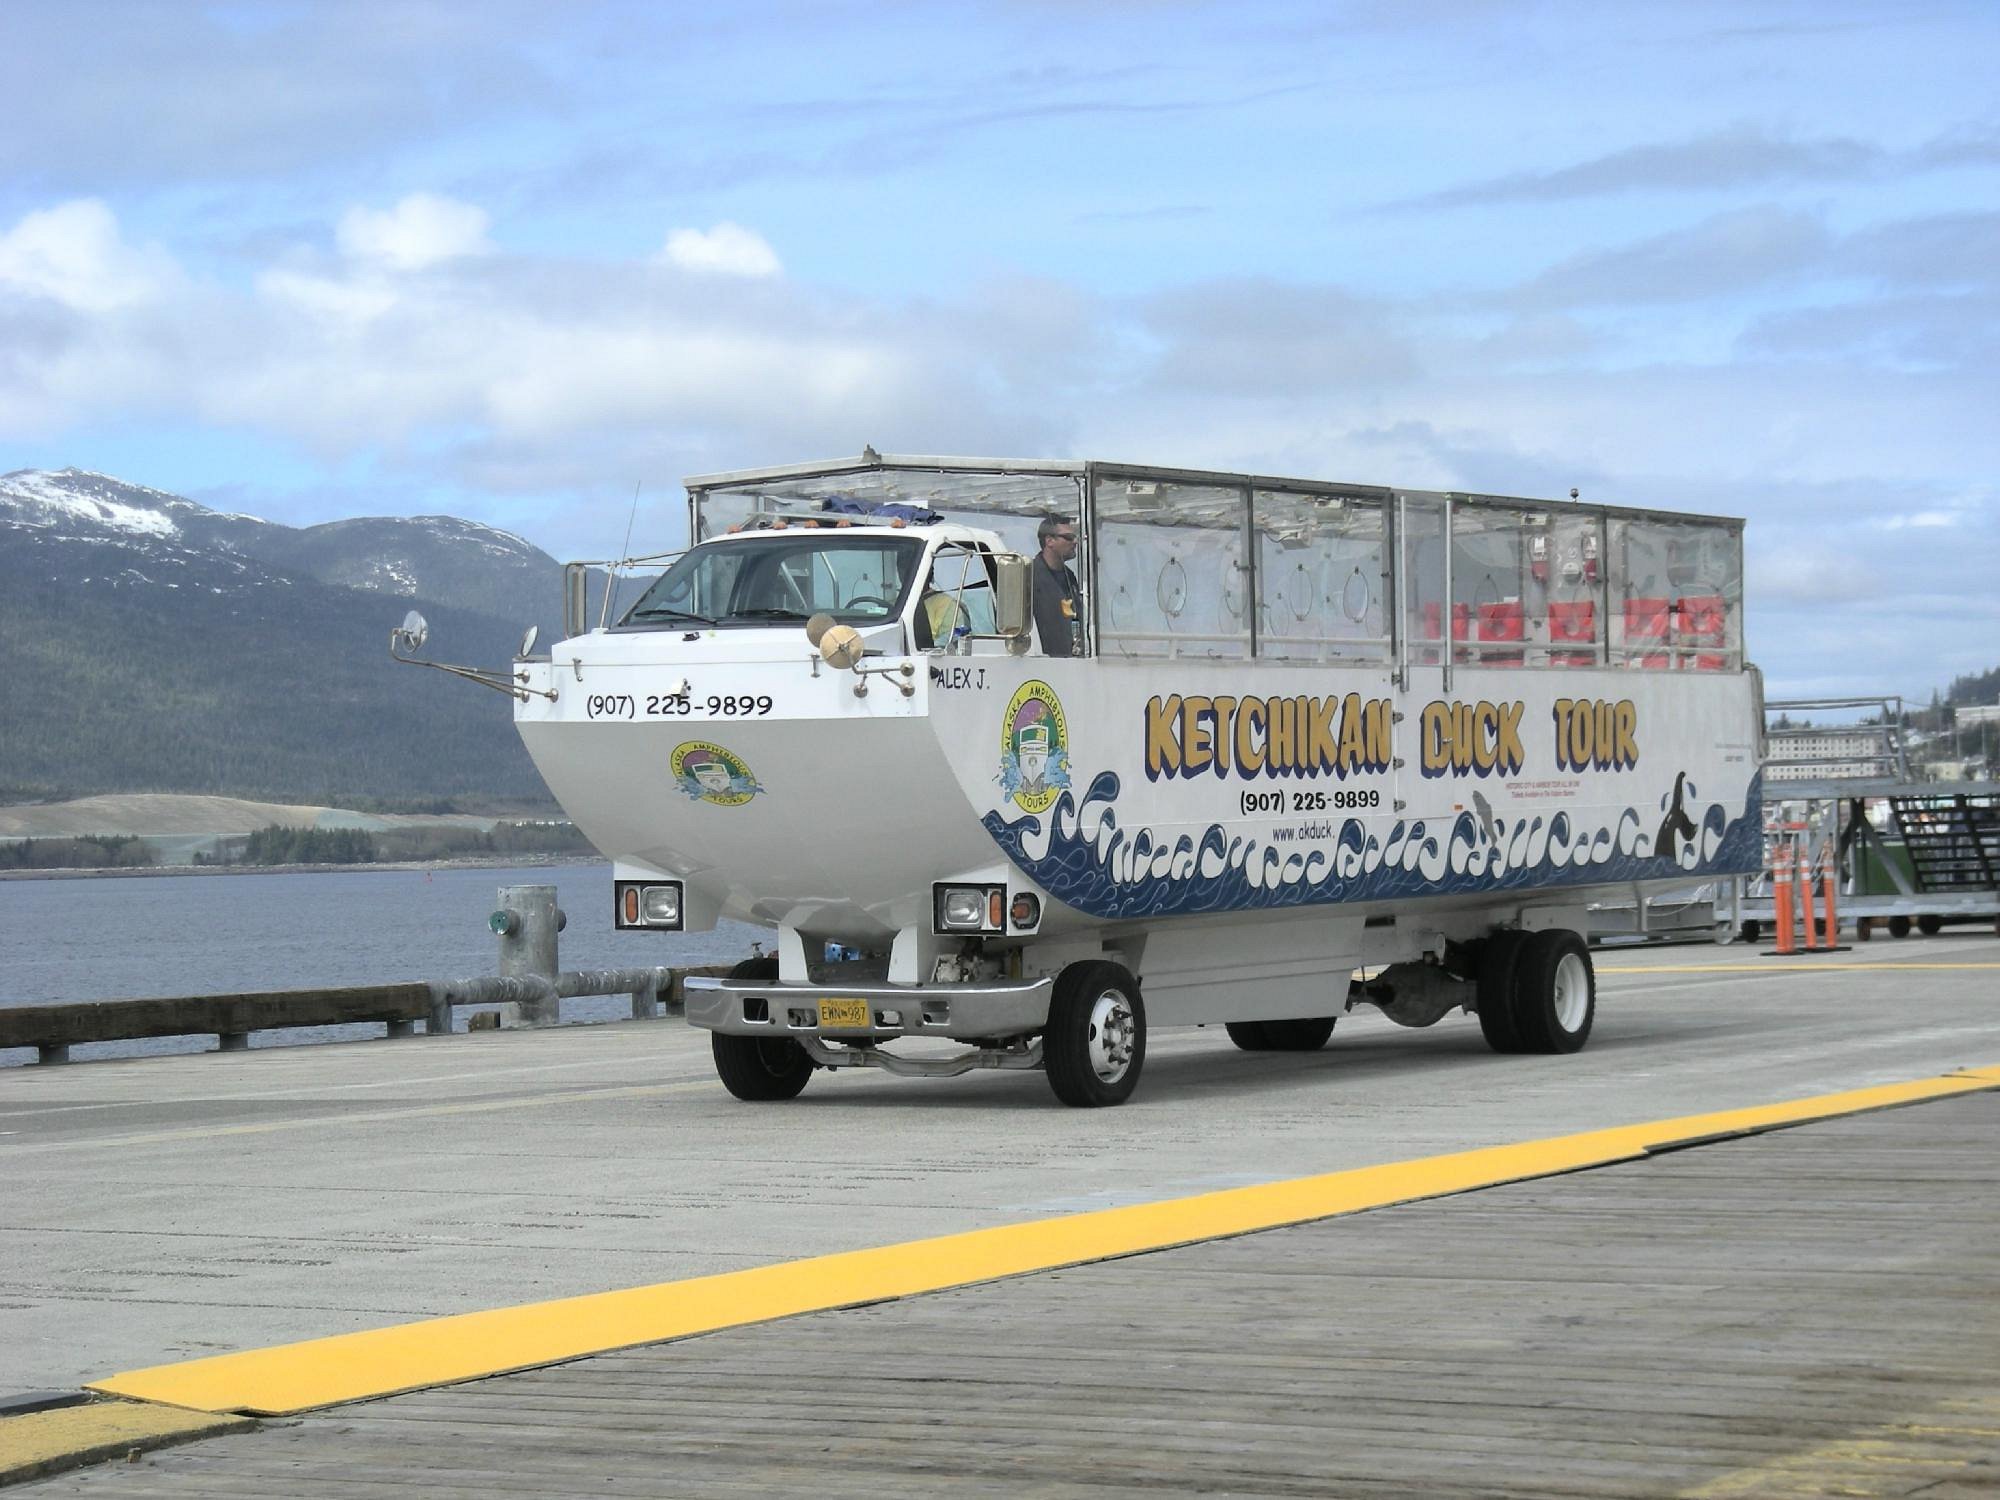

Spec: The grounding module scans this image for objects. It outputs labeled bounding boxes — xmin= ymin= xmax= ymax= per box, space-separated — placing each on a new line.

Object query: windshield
xmin=621 ymin=535 xmax=926 ymax=628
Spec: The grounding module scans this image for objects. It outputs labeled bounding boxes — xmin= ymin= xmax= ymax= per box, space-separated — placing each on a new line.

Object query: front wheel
xmin=712 ymin=1033 xmax=814 ymax=1100
xmin=710 ymin=956 xmax=814 ymax=1102
xmin=1044 ymin=962 xmax=1145 ymax=1107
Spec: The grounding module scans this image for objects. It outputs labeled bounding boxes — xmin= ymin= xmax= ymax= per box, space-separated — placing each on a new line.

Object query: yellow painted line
xmin=1600 ymin=962 xmax=2000 ymax=973
xmin=89 ymin=1067 xmax=2000 ymax=1417
xmin=0 ymin=1401 xmax=253 ymax=1485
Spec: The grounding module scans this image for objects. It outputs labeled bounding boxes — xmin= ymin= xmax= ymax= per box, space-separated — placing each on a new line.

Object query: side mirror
xmin=392 ymin=610 xmax=429 ymax=655
xmin=518 ymin=625 xmax=539 ymax=658
xmin=994 ymin=554 xmax=1031 ymax=640
xmin=563 ymin=562 xmax=590 ymax=638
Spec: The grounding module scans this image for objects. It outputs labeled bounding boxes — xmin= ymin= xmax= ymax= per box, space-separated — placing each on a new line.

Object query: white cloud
xmin=0 ymin=199 xmax=171 ymax=312
xmin=659 ymin=222 xmax=782 ymax=278
xmin=3 ymin=191 xmax=1998 ymax=700
xmin=336 ymin=194 xmax=492 ymax=272
xmin=256 ymin=268 xmax=398 ymax=325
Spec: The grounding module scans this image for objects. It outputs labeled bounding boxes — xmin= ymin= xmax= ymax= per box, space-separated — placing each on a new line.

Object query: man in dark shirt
xmin=1032 ymin=514 xmax=1083 ymax=656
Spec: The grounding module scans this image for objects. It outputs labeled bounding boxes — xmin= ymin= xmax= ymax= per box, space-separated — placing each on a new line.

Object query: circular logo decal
xmin=671 ymin=741 xmax=763 ymax=806
xmin=998 ymin=679 xmax=1069 ymax=815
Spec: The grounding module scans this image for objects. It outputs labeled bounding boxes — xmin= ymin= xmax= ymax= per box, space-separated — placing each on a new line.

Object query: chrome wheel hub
xmin=1086 ymin=990 xmax=1136 ymax=1081
xmin=1552 ymin=952 xmax=1591 ymax=1033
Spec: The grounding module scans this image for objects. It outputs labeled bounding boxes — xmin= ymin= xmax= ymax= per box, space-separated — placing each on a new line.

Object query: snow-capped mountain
xmin=0 ymin=468 xmax=557 ymax=619
xmin=0 ymin=468 xmax=567 ymax=804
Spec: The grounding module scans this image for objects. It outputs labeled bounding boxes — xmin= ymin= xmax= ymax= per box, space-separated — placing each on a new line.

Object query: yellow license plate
xmin=817 ymin=999 xmax=872 ymax=1031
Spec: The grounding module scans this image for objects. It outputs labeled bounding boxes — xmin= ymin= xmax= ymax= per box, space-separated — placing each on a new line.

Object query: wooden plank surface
xmin=26 ymin=1092 xmax=2000 ymax=1497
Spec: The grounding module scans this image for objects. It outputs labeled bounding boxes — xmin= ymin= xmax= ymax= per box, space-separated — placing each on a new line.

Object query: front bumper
xmin=683 ymin=975 xmax=1054 ymax=1042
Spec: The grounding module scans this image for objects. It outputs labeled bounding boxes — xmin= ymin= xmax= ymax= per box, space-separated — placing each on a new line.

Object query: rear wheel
xmin=1855 ymin=917 xmax=1874 ymax=942
xmin=1512 ymin=930 xmax=1595 ymax=1054
xmin=710 ymin=957 xmax=814 ymax=1102
xmin=1226 ymin=1017 xmax=1336 ymax=1052
xmin=1044 ymin=962 xmax=1145 ymax=1107
xmin=1224 ymin=1021 xmax=1270 ymax=1051
xmin=1476 ymin=931 xmax=1530 ymax=1053
xmin=1889 ymin=915 xmax=1912 ymax=939
xmin=1738 ymin=919 xmax=1762 ymax=945
xmin=1918 ymin=914 xmax=1943 ymax=936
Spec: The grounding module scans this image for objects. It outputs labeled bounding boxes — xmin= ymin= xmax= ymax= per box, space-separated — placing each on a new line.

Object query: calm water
xmin=0 ymin=864 xmax=764 ymax=1065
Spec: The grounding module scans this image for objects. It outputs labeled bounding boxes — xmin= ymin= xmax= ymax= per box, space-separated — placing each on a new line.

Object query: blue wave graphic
xmin=982 ymin=770 xmax=1764 ymax=921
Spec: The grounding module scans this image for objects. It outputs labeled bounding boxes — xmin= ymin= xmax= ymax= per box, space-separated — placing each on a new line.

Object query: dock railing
xmin=1 ymin=884 xmax=738 ymax=1065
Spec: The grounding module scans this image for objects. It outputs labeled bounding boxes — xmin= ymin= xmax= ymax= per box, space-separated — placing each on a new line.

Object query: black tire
xmin=1512 ymin=930 xmax=1595 ymax=1055
xmin=1739 ymin=920 xmax=1762 ymax=945
xmin=1855 ymin=917 xmax=1874 ymax=942
xmin=1476 ymin=930 xmax=1529 ymax=1054
xmin=1044 ymin=962 xmax=1145 ymax=1107
xmin=1889 ymin=915 xmax=1912 ymax=939
xmin=1224 ymin=1021 xmax=1271 ymax=1051
xmin=710 ymin=957 xmax=814 ymax=1102
xmin=1918 ymin=914 xmax=1943 ymax=937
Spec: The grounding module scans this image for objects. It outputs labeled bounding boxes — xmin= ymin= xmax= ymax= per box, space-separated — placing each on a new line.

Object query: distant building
xmin=1765 ymin=726 xmax=1902 ymax=782
xmin=1957 ymin=703 xmax=2000 ymax=727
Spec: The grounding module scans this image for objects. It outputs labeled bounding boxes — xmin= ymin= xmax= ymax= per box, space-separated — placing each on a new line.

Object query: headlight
xmin=616 ymin=879 xmax=683 ymax=930
xmin=940 ymin=888 xmax=987 ymax=928
xmin=933 ymin=883 xmax=1006 ymax=934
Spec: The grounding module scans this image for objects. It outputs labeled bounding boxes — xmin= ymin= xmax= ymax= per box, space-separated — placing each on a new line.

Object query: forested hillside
xmin=1 ymin=470 xmax=570 ymax=805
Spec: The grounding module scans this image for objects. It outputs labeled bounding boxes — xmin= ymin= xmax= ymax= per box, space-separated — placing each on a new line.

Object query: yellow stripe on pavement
xmin=0 ymin=1401 xmax=253 ymax=1486
xmin=1600 ymin=962 xmax=2000 ymax=973
xmin=89 ymin=1066 xmax=2000 ymax=1417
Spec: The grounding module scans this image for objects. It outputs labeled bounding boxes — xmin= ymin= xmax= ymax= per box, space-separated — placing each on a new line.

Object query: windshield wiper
xmin=627 ymin=606 xmax=716 ymax=625
xmin=728 ymin=607 xmax=811 ymax=621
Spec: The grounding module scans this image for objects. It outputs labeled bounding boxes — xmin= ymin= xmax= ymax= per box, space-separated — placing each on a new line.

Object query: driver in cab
xmin=1032 ymin=515 xmax=1083 ymax=656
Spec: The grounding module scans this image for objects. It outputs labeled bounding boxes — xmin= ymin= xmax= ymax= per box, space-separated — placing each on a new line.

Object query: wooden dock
xmin=16 ymin=1090 xmax=1999 ymax=1496
xmin=5 ymin=933 xmax=1999 ymax=1495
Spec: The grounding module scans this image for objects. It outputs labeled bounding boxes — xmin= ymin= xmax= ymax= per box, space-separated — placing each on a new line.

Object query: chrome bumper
xmin=683 ymin=975 xmax=1054 ymax=1042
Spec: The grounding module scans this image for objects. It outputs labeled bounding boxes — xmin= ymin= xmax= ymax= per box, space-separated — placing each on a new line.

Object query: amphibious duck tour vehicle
xmin=432 ymin=455 xmax=1764 ymax=1105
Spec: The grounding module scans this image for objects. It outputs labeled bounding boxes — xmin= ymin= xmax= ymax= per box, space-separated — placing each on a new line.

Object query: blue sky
xmin=1 ymin=0 xmax=1995 ymax=700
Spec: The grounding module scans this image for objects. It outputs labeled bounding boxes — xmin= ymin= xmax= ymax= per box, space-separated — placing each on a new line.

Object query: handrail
xmin=1 ymin=964 xmax=738 ymax=1066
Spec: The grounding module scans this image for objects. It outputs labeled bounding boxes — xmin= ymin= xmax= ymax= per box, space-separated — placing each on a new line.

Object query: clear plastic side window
xmin=1448 ymin=504 xmax=1538 ymax=666
xmin=1093 ymin=479 xmax=1250 ymax=659
xmin=694 ymin=491 xmax=768 ymax=539
xmin=1252 ymin=490 xmax=1389 ymax=661
xmin=1401 ymin=496 xmax=1447 ymax=668
xmin=1445 ymin=504 xmax=1617 ymax=668
xmin=1611 ymin=517 xmax=1743 ymax=670
xmin=918 ymin=544 xmax=997 ymax=651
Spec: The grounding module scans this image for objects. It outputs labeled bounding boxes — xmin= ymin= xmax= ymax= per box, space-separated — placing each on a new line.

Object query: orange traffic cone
xmin=1773 ymin=841 xmax=1796 ymax=955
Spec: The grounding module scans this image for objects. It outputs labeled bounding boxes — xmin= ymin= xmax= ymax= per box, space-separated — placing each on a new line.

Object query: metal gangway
xmin=1746 ymin=697 xmax=2000 ymax=941
xmin=1591 ymin=696 xmax=2000 ymax=945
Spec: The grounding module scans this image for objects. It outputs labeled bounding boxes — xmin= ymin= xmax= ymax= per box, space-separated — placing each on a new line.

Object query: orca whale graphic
xmin=1655 ymin=770 xmax=1697 ymax=859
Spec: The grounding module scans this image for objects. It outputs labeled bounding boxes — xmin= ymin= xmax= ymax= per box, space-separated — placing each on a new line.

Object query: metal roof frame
xmin=683 ymin=452 xmax=1745 ymax=529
